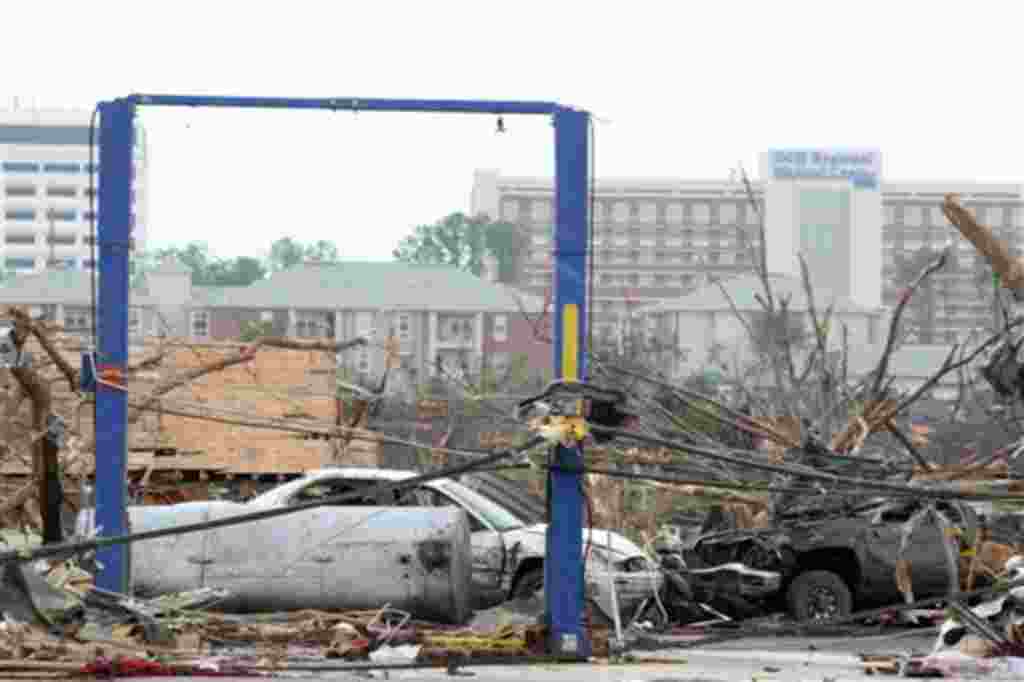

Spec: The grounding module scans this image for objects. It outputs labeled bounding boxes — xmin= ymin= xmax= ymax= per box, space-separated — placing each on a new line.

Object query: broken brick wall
xmin=1 ymin=334 xmax=379 ymax=485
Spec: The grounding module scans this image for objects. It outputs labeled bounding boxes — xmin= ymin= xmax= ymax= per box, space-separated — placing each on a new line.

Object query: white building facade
xmin=0 ymin=107 xmax=149 ymax=275
xmin=472 ymin=161 xmax=1024 ymax=346
xmin=759 ymin=149 xmax=884 ymax=310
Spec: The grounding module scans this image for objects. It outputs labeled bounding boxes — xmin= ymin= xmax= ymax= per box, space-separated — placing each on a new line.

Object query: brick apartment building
xmin=0 ymin=257 xmax=550 ymax=395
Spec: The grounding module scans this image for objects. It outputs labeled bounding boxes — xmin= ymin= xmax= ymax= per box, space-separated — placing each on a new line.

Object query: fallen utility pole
xmin=0 ymin=436 xmax=545 ymax=567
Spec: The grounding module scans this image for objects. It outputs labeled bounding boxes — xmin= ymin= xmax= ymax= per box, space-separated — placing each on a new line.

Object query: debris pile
xmin=0 ymin=550 xmax=611 ymax=676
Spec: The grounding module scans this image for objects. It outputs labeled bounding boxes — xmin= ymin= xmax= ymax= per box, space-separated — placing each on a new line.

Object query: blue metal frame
xmin=95 ymin=95 xmax=590 ymax=656
xmin=546 ymin=108 xmax=591 ymax=658
xmin=94 ymin=100 xmax=135 ymax=594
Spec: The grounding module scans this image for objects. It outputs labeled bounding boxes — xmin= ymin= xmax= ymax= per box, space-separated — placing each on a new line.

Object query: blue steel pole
xmin=94 ymin=100 xmax=135 ymax=593
xmin=545 ymin=107 xmax=591 ymax=659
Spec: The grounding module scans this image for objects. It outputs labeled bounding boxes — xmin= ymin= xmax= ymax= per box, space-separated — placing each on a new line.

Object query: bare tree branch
xmin=869 ymin=249 xmax=949 ymax=398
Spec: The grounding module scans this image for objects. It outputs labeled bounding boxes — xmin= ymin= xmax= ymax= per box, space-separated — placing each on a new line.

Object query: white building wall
xmin=849 ymin=185 xmax=882 ymax=311
xmin=759 ymin=150 xmax=882 ymax=311
xmin=762 ymin=180 xmax=798 ymax=277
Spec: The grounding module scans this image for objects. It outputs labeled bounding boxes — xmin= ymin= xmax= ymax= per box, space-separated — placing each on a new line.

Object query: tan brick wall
xmin=1 ymin=335 xmax=378 ymax=478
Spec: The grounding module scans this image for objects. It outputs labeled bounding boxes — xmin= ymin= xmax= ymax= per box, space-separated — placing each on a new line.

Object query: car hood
xmin=506 ymin=523 xmax=649 ymax=561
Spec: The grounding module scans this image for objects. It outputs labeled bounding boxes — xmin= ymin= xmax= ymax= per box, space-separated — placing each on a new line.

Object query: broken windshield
xmin=433 ymin=480 xmax=525 ymax=532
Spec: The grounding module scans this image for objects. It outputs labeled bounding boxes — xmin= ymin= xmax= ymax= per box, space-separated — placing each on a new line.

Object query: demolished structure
xmin=3 ymin=190 xmax=1024 ymax=674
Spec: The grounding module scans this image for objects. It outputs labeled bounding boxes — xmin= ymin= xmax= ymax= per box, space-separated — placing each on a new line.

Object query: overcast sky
xmin=5 ymin=2 xmax=1021 ymax=262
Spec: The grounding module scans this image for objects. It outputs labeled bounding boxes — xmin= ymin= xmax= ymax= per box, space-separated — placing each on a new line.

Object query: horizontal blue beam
xmin=127 ymin=95 xmax=563 ymax=116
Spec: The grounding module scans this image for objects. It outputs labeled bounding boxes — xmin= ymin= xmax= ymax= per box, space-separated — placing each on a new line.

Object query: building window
xmin=531 ymin=200 xmax=552 ymax=223
xmin=438 ymin=315 xmax=474 ymax=343
xmin=296 ymin=311 xmax=331 ymax=338
xmin=356 ymin=348 xmax=371 ymax=374
xmin=64 ymin=308 xmax=92 ymax=332
xmin=666 ymin=202 xmax=684 ymax=224
xmin=84 ymin=163 xmax=99 ymax=173
xmin=2 ymin=162 xmax=39 ymax=173
xmin=43 ymin=162 xmax=80 ymax=173
xmin=708 ymin=252 xmax=721 ymax=264
xmin=397 ymin=313 xmax=412 ymax=341
xmin=682 ymin=274 xmax=696 ymax=288
xmin=638 ymin=201 xmax=658 ymax=223
xmin=501 ymin=200 xmax=520 ymax=221
xmin=82 ymin=258 xmax=96 ymax=269
xmin=799 ymin=188 xmax=847 ymax=255
xmin=355 ymin=311 xmax=374 ymax=337
xmin=627 ymin=273 xmax=639 ymax=286
xmin=681 ymin=252 xmax=695 ymax=264
xmin=5 ymin=209 xmax=35 ymax=221
xmin=654 ymin=274 xmax=668 ymax=287
xmin=47 ymin=233 xmax=76 ymax=245
xmin=190 ymin=311 xmax=210 ymax=338
xmin=493 ymin=314 xmax=508 ymax=342
xmin=718 ymin=202 xmax=737 ymax=225
xmin=4 ymin=257 xmax=35 ymax=270
xmin=5 ymin=234 xmax=35 ymax=245
xmin=47 ymin=209 xmax=76 ymax=221
xmin=612 ymin=201 xmax=630 ymax=223
xmin=5 ymin=185 xmax=35 ymax=197
xmin=82 ymin=210 xmax=96 ymax=221
xmin=628 ymin=249 xmax=641 ymax=264
xmin=692 ymin=202 xmax=710 ymax=225
xmin=260 ymin=311 xmax=274 ymax=323
xmin=654 ymin=250 xmax=667 ymax=263
xmin=46 ymin=186 xmax=76 ymax=198
xmin=490 ymin=351 xmax=512 ymax=377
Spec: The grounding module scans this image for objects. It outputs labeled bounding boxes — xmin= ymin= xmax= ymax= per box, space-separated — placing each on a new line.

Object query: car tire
xmin=512 ymin=567 xmax=544 ymax=600
xmin=786 ymin=570 xmax=852 ymax=622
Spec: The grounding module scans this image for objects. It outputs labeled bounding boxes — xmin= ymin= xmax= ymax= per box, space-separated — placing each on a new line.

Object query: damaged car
xmin=684 ymin=498 xmax=981 ymax=621
xmin=78 ymin=468 xmax=661 ymax=622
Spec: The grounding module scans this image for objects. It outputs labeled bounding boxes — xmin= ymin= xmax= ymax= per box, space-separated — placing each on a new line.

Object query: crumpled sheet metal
xmin=0 ymin=561 xmax=83 ymax=628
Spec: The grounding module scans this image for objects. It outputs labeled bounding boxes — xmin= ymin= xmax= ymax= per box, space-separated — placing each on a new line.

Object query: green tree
xmin=268 ymin=237 xmax=307 ymax=272
xmin=267 ymin=237 xmax=341 ymax=272
xmin=392 ymin=213 xmax=527 ymax=283
xmin=305 ymin=240 xmax=341 ymax=263
xmin=483 ymin=221 xmax=529 ymax=283
xmin=206 ymin=256 xmax=267 ymax=286
xmin=134 ymin=242 xmax=267 ymax=287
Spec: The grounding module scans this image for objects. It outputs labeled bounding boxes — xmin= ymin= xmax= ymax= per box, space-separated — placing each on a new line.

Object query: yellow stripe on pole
xmin=561 ymin=304 xmax=579 ymax=380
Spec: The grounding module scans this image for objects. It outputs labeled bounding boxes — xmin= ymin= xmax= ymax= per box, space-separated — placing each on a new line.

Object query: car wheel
xmin=512 ymin=567 xmax=544 ymax=600
xmin=786 ymin=570 xmax=852 ymax=622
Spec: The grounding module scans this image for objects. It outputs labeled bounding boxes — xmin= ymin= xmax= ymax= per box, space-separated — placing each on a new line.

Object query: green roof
xmin=0 ymin=269 xmax=156 ymax=306
xmin=210 ymin=261 xmax=542 ymax=312
xmin=190 ymin=285 xmax=236 ymax=306
xmin=645 ymin=273 xmax=880 ymax=315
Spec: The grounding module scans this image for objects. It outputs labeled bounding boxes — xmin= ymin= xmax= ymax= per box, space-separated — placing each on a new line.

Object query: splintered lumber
xmin=943 ymin=194 xmax=1024 ymax=290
